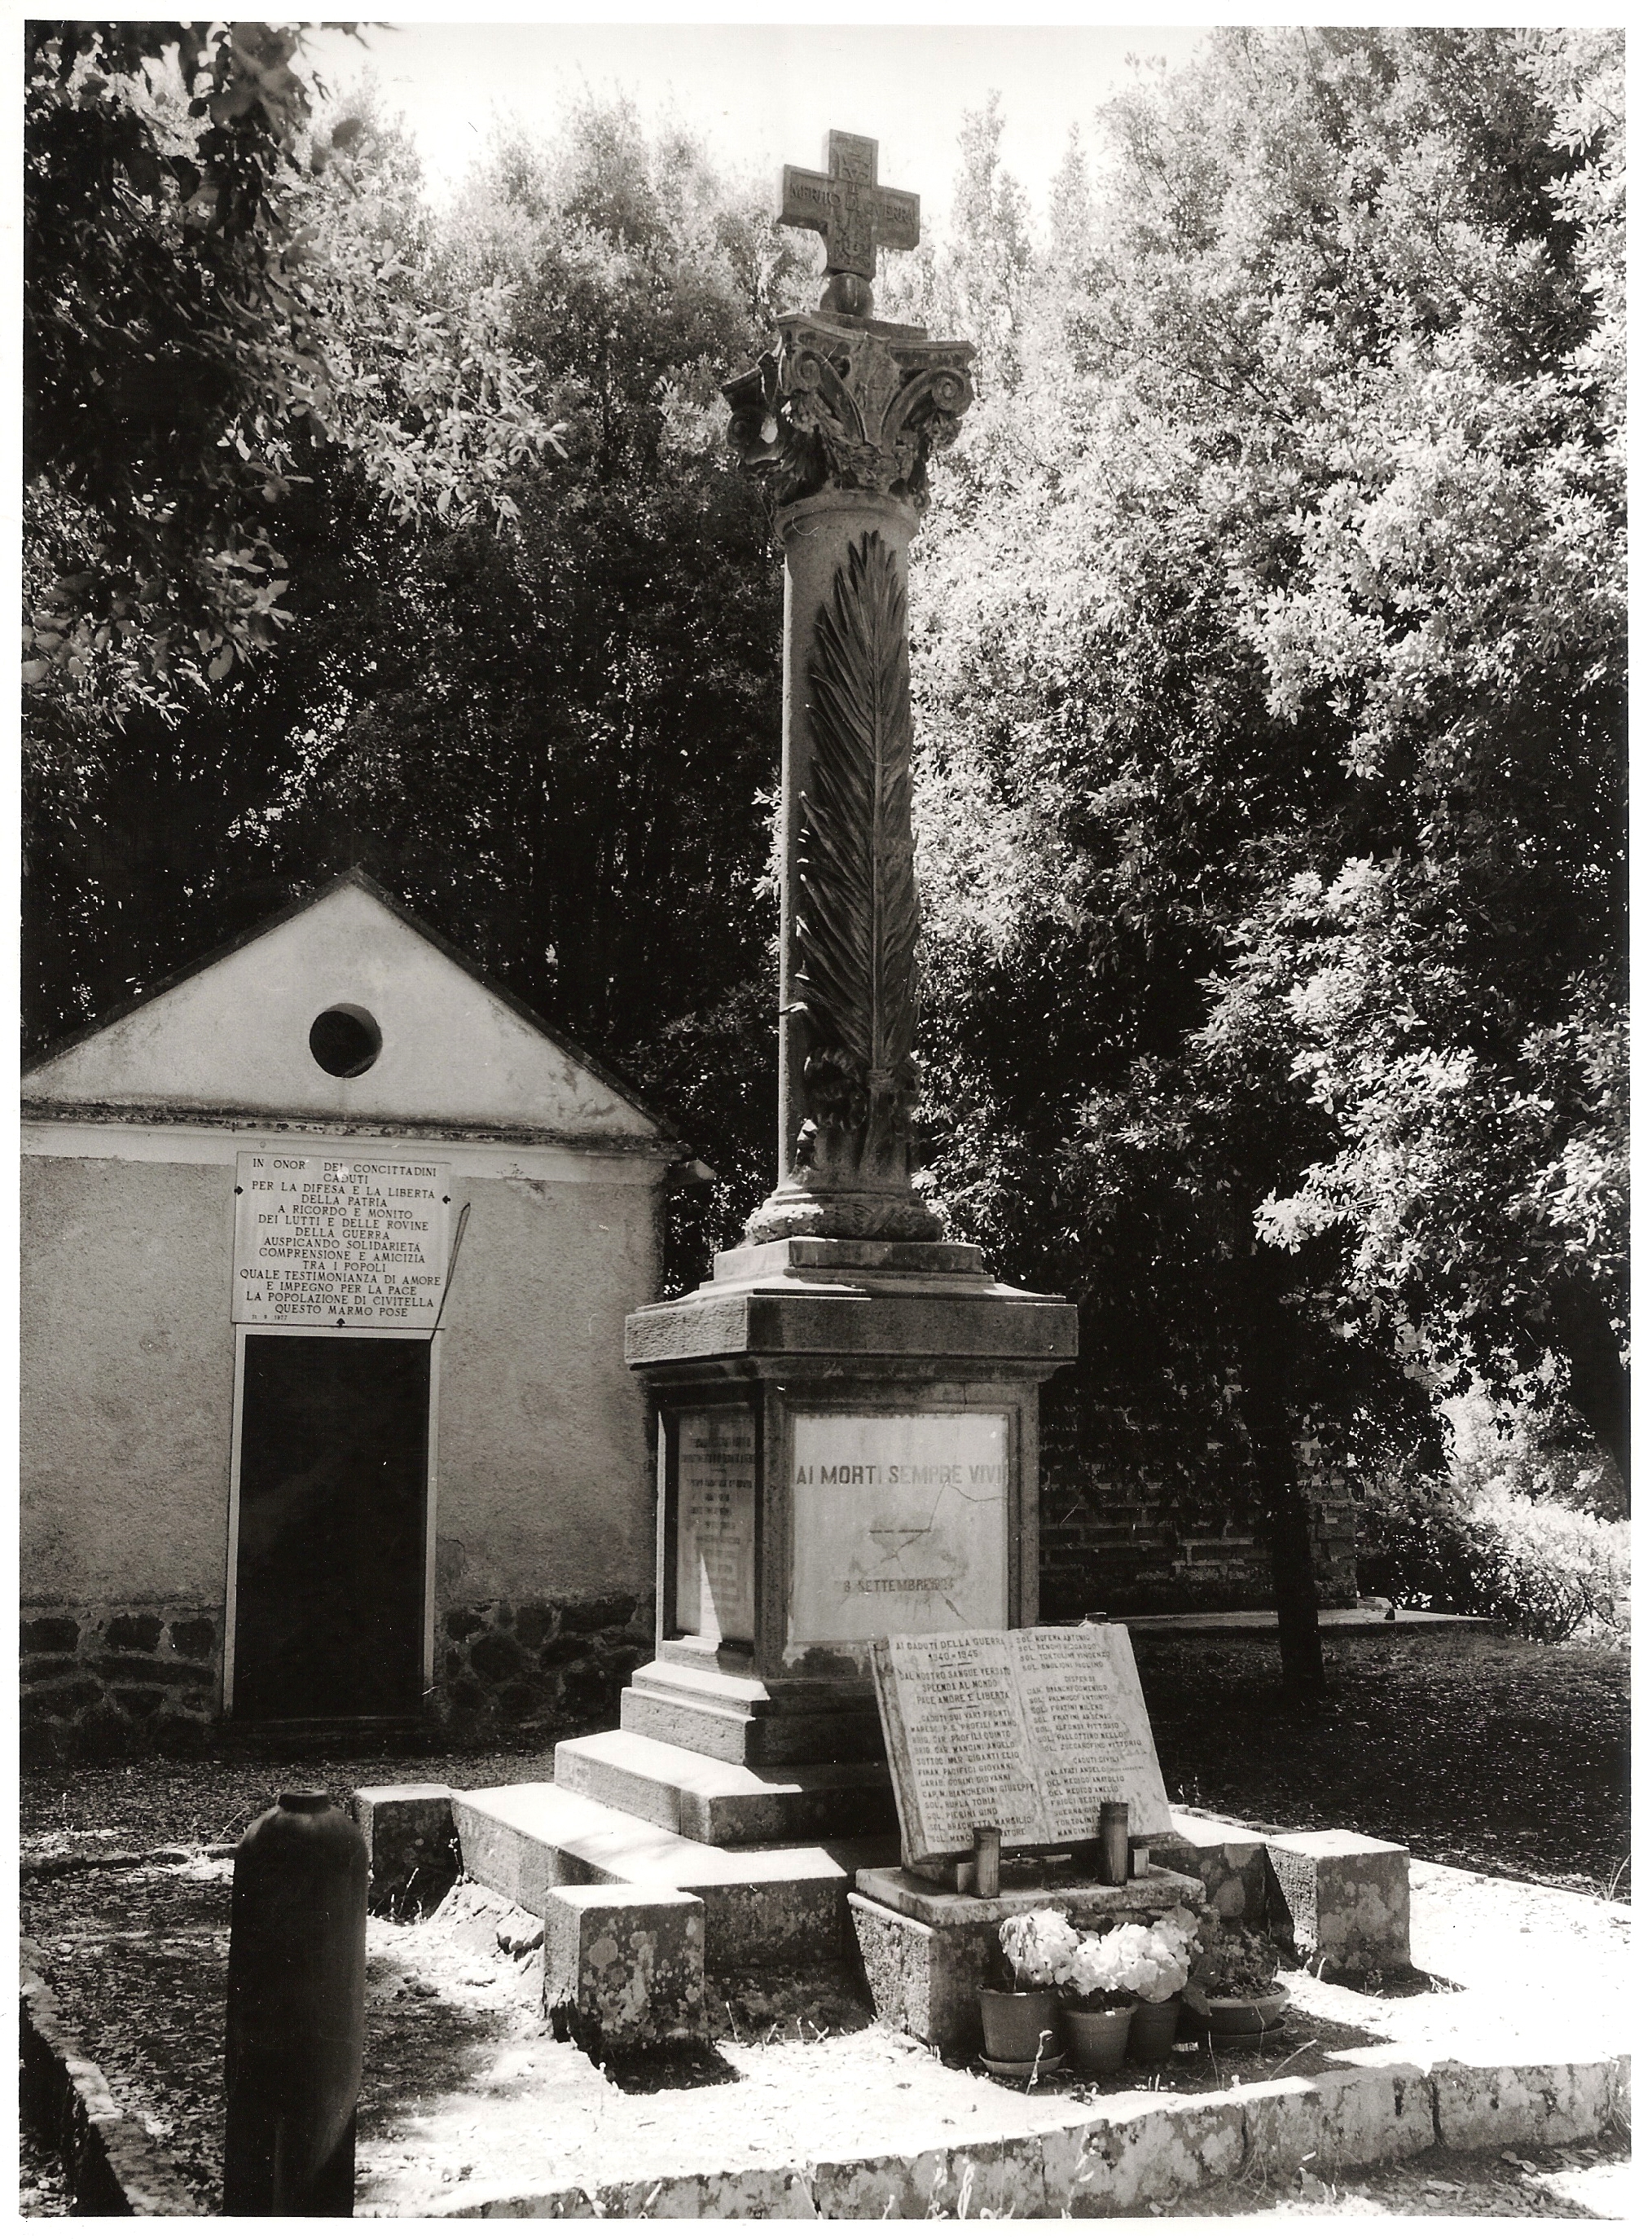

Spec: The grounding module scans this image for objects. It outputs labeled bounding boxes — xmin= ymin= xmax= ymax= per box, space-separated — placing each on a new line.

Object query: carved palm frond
xmin=796 ymin=531 xmax=920 ymax=1098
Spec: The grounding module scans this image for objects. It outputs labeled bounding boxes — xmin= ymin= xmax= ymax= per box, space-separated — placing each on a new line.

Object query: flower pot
xmin=1063 ymin=2004 xmax=1133 ymax=2076
xmin=1127 ymin=1994 xmax=1182 ymax=2063
xmin=1204 ymin=1990 xmax=1290 ymax=2039
xmin=978 ymin=1986 xmax=1060 ymax=2065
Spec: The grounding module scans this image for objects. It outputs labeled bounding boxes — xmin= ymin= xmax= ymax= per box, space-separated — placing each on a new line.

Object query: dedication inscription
xmin=871 ymin=1625 xmax=1174 ymax=1867
xmin=674 ymin=1406 xmax=757 ymax=1643
xmin=233 ymin=1154 xmax=450 ymax=1328
xmin=788 ymin=1412 xmax=1009 ymax=1647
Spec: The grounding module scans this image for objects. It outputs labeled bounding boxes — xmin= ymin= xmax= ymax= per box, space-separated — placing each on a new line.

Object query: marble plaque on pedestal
xmin=673 ymin=1406 xmax=756 ymax=1643
xmin=787 ymin=1411 xmax=1008 ymax=1647
xmin=871 ymin=1625 xmax=1173 ymax=1867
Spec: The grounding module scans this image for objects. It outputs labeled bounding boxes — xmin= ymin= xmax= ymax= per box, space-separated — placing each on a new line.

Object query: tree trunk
xmin=1239 ymin=1259 xmax=1328 ymax=1700
xmin=1549 ymin=1279 xmax=1630 ymax=1508
xmin=1264 ymin=1467 xmax=1329 ymax=1700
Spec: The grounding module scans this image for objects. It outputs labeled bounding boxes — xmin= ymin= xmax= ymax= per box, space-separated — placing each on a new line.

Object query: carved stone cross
xmin=780 ymin=130 xmax=920 ymax=283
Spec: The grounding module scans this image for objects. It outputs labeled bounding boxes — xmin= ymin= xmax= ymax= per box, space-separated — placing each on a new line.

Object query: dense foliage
xmin=901 ymin=29 xmax=1627 ymax=1628
xmin=24 ymin=73 xmax=815 ymax=1282
xmin=1358 ymin=1474 xmax=1628 ymax=1646
xmin=24 ymin=23 xmax=543 ymax=707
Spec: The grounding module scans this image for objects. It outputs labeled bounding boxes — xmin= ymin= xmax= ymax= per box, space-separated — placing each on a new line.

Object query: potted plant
xmin=1055 ymin=1929 xmax=1138 ymax=2075
xmin=1106 ymin=1913 xmax=1197 ymax=2061
xmin=980 ymin=1908 xmax=1078 ymax=2066
xmin=1182 ymin=1920 xmax=1290 ymax=2039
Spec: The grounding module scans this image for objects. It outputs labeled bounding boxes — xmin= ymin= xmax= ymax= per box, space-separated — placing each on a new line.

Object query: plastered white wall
xmin=21 ymin=1135 xmax=665 ymax=1623
xmin=23 ymin=878 xmax=661 ymax=1138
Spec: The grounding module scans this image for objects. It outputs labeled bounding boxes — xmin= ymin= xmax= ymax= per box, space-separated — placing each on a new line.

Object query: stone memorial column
xmin=723 ymin=282 xmax=973 ymax=1243
xmin=616 ymin=134 xmax=1078 ymax=1806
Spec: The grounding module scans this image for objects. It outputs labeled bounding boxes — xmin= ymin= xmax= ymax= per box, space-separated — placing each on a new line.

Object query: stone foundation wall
xmin=1039 ymin=1446 xmax=1360 ymax=1621
xmin=21 ymin=1605 xmax=222 ymax=1765
xmin=436 ymin=1592 xmax=655 ymax=1740
xmin=20 ymin=1591 xmax=657 ymax=1763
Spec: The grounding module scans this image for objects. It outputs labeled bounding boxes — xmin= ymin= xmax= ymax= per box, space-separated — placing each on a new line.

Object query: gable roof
xmin=23 ymin=871 xmax=679 ymax=1145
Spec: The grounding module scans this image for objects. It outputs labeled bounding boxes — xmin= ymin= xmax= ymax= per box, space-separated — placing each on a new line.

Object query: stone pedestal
xmin=615 ymin=1235 xmax=1078 ymax=1826
xmin=849 ymin=1863 xmax=1204 ymax=2057
xmin=543 ymin=1884 xmax=708 ymax=2056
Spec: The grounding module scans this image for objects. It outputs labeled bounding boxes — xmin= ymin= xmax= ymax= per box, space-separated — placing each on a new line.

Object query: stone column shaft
xmin=724 ymin=310 xmax=974 ymax=1243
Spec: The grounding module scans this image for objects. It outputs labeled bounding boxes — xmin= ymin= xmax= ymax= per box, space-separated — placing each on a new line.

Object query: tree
xmin=905 ymin=29 xmax=1625 ymax=1685
xmin=24 ymin=97 xmax=815 ymax=1295
xmin=24 ymin=20 xmax=321 ymax=700
xmin=24 ymin=23 xmax=549 ymax=710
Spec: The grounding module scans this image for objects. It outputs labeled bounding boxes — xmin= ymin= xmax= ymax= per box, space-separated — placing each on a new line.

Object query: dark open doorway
xmin=231 ymin=1333 xmax=430 ymax=1720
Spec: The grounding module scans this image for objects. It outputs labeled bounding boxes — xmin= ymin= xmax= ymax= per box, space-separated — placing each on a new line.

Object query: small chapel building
xmin=20 ymin=873 xmax=683 ymax=1759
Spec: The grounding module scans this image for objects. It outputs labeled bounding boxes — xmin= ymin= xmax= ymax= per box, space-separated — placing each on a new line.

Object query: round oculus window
xmin=309 ymin=1004 xmax=382 ymax=1078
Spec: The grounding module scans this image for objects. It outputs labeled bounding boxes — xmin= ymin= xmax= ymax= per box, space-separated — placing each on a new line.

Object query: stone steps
xmin=451 ymin=1779 xmax=890 ymax=1970
xmin=554 ymin=1727 xmax=897 ymax=1845
xmin=620 ymin=1660 xmax=885 ymax=1767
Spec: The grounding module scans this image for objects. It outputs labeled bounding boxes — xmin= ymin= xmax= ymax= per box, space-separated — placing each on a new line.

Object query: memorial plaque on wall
xmin=233 ymin=1154 xmax=451 ymax=1328
xmin=871 ymin=1625 xmax=1174 ymax=1867
xmin=788 ymin=1411 xmax=1009 ymax=1647
xmin=674 ymin=1405 xmax=756 ymax=1643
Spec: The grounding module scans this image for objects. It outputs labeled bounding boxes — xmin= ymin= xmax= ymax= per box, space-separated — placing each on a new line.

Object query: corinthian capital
xmin=723 ymin=312 xmax=975 ymax=512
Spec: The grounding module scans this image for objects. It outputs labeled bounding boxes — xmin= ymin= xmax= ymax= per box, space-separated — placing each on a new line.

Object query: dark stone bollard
xmin=223 ymin=1788 xmax=368 ymax=2216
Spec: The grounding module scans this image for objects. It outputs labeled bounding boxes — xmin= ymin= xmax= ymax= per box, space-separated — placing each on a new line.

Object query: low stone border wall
xmin=404 ymin=2050 xmax=1630 ymax=2219
xmin=19 ymin=1940 xmax=202 ymax=2215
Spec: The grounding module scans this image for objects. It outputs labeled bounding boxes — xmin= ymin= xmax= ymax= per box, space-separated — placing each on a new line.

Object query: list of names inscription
xmin=1015 ymin=1625 xmax=1169 ymax=1841
xmin=674 ymin=1406 xmax=757 ymax=1643
xmin=876 ymin=1632 xmax=1044 ymax=1858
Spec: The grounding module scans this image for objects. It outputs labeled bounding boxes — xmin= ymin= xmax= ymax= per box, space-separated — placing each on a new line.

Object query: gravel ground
xmin=20 ymin=1632 xmax=1628 ymax=1898
xmin=19 ymin=1741 xmax=558 ymax=1863
xmin=1154 ymin=2136 xmax=1631 ymax=2218
xmin=19 ymin=1858 xmax=1629 ymax=2218
xmin=16 ymin=2132 xmax=70 ymax=2218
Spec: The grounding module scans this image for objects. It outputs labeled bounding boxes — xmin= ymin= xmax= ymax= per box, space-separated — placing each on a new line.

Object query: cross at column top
xmin=780 ymin=130 xmax=920 ymax=312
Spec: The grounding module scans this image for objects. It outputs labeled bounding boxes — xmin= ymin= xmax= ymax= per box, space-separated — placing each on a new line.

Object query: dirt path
xmin=1157 ymin=2137 xmax=1630 ymax=2219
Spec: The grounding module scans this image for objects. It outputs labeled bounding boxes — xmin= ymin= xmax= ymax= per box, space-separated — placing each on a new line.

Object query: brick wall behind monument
xmin=1038 ymin=1441 xmax=1360 ymax=1620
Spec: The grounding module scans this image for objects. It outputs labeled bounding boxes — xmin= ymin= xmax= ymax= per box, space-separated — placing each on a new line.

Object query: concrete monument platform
xmin=336 ymin=1854 xmax=1630 ymax=2219
xmin=554 ymin=1727 xmax=896 ymax=1845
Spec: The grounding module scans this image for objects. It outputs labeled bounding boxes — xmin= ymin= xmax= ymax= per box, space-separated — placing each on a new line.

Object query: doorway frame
xmin=222 ymin=1324 xmax=442 ymax=1717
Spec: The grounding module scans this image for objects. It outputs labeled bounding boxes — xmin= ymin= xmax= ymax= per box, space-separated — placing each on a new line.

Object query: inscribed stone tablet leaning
xmin=788 ymin=1412 xmax=1008 ymax=1647
xmin=1014 ymin=1624 xmax=1173 ymax=1843
xmin=233 ymin=1154 xmax=450 ymax=1328
xmin=871 ymin=1625 xmax=1173 ymax=1867
xmin=872 ymin=1633 xmax=1046 ymax=1859
xmin=674 ymin=1406 xmax=756 ymax=1643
